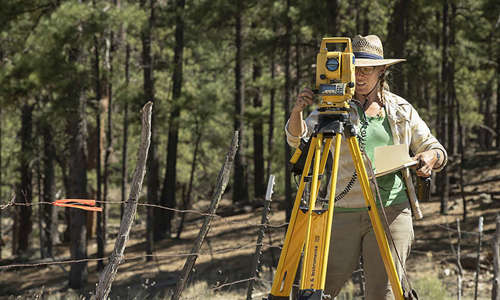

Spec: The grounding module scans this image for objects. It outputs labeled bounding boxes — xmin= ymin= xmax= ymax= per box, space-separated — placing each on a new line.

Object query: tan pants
xmin=325 ymin=202 xmax=414 ymax=300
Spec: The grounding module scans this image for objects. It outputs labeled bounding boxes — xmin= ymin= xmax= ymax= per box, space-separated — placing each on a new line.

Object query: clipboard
xmin=374 ymin=144 xmax=417 ymax=177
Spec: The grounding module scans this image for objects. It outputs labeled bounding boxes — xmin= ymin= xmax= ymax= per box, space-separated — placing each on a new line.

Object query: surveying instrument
xmin=265 ymin=38 xmax=409 ymax=300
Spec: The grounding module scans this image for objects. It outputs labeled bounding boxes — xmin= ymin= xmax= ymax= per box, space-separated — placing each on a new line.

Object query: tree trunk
xmin=447 ymin=3 xmax=457 ymax=155
xmin=284 ymin=0 xmax=292 ymax=221
xmin=158 ymin=0 xmax=185 ymax=241
xmin=121 ymin=43 xmax=130 ymax=220
xmin=497 ymin=43 xmax=500 ymax=149
xmin=42 ymin=122 xmax=56 ymax=258
xmin=141 ymin=0 xmax=158 ymax=261
xmin=68 ymin=89 xmax=89 ymax=290
xmin=233 ymin=0 xmax=249 ymax=204
xmin=325 ymin=0 xmax=339 ymax=35
xmin=101 ymin=26 xmax=114 ymax=268
xmin=295 ymin=34 xmax=300 ymax=95
xmin=92 ymin=20 xmax=105 ymax=270
xmin=439 ymin=0 xmax=450 ymax=215
xmin=66 ymin=2 xmax=89 ymax=288
xmin=176 ymin=120 xmax=202 ymax=239
xmin=36 ymin=132 xmax=43 ymax=259
xmin=0 ymin=106 xmax=2 ymax=259
xmin=266 ymin=32 xmax=276 ymax=180
xmin=13 ymin=103 xmax=33 ymax=256
xmin=386 ymin=0 xmax=409 ymax=96
xmin=252 ymin=56 xmax=265 ymax=200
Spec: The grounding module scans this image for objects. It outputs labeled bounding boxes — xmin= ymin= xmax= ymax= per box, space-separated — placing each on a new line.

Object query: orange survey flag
xmin=53 ymin=199 xmax=102 ymax=212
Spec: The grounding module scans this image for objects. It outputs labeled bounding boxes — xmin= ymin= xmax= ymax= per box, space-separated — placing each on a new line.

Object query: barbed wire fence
xmin=2 ymin=193 xmax=498 ymax=299
xmin=0 ymin=106 xmax=498 ymax=299
xmin=1 ymin=195 xmax=499 ymax=298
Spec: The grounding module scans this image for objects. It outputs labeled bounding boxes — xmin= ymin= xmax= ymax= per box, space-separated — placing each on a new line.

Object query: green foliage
xmin=412 ymin=274 xmax=453 ymax=300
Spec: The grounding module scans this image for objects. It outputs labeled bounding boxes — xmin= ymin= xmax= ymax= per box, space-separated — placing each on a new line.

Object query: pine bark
xmin=101 ymin=26 xmax=115 ymax=266
xmin=121 ymin=43 xmax=130 ymax=220
xmin=325 ymin=0 xmax=339 ymax=35
xmin=386 ymin=0 xmax=409 ymax=96
xmin=66 ymin=18 xmax=90 ymax=283
xmin=233 ymin=1 xmax=249 ymax=204
xmin=266 ymin=34 xmax=276 ymax=180
xmin=284 ymin=0 xmax=292 ymax=220
xmin=176 ymin=120 xmax=202 ymax=239
xmin=0 ymin=106 xmax=2 ymax=259
xmin=447 ymin=3 xmax=457 ymax=155
xmin=41 ymin=122 xmax=56 ymax=258
xmin=252 ymin=57 xmax=265 ymax=200
xmin=13 ymin=103 xmax=33 ymax=255
xmin=497 ymin=44 xmax=500 ymax=149
xmin=158 ymin=0 xmax=185 ymax=241
xmin=141 ymin=0 xmax=158 ymax=260
xmin=440 ymin=1 xmax=451 ymax=215
xmin=68 ymin=87 xmax=89 ymax=289
xmin=92 ymin=14 xmax=104 ymax=270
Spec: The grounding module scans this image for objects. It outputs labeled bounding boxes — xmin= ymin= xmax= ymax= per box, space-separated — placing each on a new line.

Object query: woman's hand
xmin=414 ymin=150 xmax=438 ymax=177
xmin=292 ymin=88 xmax=315 ymax=113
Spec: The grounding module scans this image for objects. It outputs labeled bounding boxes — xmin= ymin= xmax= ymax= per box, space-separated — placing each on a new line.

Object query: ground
xmin=0 ymin=150 xmax=499 ymax=299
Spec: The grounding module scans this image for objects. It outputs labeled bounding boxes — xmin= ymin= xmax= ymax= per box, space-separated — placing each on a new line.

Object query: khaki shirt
xmin=285 ymin=90 xmax=447 ymax=209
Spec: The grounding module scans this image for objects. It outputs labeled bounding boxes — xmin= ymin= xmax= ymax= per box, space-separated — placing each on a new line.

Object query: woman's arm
xmin=285 ymin=88 xmax=315 ymax=147
xmin=408 ymin=105 xmax=448 ymax=176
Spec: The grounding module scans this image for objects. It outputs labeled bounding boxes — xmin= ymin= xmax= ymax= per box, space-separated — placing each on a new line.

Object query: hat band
xmin=354 ymin=51 xmax=383 ymax=60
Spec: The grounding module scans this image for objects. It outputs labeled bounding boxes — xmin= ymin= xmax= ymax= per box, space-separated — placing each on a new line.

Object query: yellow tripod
xmin=266 ymin=107 xmax=405 ymax=300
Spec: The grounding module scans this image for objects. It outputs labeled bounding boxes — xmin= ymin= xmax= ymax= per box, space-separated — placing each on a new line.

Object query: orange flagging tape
xmin=53 ymin=199 xmax=102 ymax=212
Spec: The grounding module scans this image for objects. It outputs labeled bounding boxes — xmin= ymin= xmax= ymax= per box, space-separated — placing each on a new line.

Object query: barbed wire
xmin=0 ymin=198 xmax=290 ymax=229
xmin=0 ymin=242 xmax=282 ymax=271
xmin=433 ymin=223 xmax=480 ymax=236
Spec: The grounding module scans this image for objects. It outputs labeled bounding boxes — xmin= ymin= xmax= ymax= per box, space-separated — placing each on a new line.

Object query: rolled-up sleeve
xmin=409 ymin=107 xmax=448 ymax=172
xmin=285 ymin=119 xmax=308 ymax=148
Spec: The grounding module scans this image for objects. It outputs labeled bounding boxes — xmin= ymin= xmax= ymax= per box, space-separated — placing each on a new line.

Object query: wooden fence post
xmin=246 ymin=174 xmax=275 ymax=300
xmin=171 ymin=131 xmax=238 ymax=300
xmin=457 ymin=218 xmax=463 ymax=300
xmin=474 ymin=216 xmax=483 ymax=300
xmin=493 ymin=214 xmax=500 ymax=300
xmin=94 ymin=102 xmax=152 ymax=300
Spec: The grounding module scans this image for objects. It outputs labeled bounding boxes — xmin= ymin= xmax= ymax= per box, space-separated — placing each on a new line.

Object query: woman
xmin=285 ymin=35 xmax=447 ymax=299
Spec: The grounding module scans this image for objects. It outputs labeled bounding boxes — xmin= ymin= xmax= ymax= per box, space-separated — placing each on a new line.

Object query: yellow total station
xmin=315 ymin=37 xmax=355 ymax=109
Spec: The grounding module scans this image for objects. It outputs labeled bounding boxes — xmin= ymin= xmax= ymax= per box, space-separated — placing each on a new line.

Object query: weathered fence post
xmin=474 ymin=216 xmax=483 ymax=300
xmin=457 ymin=218 xmax=463 ymax=300
xmin=247 ymin=174 xmax=275 ymax=300
xmin=171 ymin=131 xmax=238 ymax=300
xmin=493 ymin=214 xmax=500 ymax=300
xmin=94 ymin=102 xmax=152 ymax=300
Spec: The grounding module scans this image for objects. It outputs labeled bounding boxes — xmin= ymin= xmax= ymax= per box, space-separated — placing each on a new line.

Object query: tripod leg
xmin=346 ymin=136 xmax=405 ymax=300
xmin=269 ymin=136 xmax=319 ymax=299
xmin=298 ymin=134 xmax=341 ymax=299
xmin=299 ymin=134 xmax=323 ymax=290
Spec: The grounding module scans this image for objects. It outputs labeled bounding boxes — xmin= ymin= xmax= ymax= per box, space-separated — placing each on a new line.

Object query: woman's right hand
xmin=292 ymin=88 xmax=315 ymax=113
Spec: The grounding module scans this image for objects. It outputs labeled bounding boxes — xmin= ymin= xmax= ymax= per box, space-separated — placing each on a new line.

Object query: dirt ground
xmin=0 ymin=151 xmax=499 ymax=299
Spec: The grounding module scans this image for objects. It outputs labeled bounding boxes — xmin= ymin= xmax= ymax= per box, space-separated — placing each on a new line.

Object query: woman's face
xmin=355 ymin=66 xmax=385 ymax=95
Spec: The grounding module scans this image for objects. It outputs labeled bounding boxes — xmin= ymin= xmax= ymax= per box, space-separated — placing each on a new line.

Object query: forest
xmin=0 ymin=0 xmax=500 ymax=299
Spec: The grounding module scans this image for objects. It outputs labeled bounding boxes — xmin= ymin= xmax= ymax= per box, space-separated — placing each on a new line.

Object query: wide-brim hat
xmin=352 ymin=35 xmax=406 ymax=67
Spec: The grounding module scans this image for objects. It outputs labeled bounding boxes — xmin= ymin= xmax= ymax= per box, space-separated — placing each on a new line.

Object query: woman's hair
xmin=379 ymin=69 xmax=390 ymax=103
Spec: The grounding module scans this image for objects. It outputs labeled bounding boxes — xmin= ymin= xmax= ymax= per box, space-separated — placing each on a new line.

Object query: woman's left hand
xmin=413 ymin=150 xmax=438 ymax=177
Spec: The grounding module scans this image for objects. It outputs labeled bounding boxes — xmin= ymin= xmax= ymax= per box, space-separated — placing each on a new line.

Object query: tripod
xmin=266 ymin=105 xmax=405 ymax=300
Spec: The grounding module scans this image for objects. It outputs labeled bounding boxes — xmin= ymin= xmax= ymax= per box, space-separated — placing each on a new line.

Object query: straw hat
xmin=352 ymin=35 xmax=406 ymax=67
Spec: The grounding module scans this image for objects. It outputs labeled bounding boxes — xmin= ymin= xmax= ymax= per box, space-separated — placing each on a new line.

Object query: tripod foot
xmin=263 ymin=295 xmax=289 ymax=300
xmin=298 ymin=289 xmax=331 ymax=300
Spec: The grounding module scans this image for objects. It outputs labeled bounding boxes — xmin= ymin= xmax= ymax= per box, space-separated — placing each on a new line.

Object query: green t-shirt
xmin=336 ymin=106 xmax=408 ymax=212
